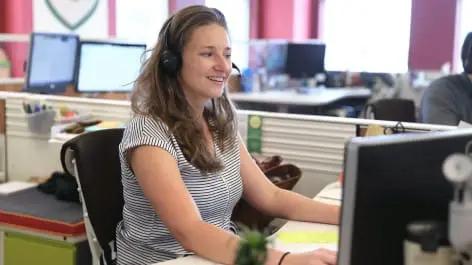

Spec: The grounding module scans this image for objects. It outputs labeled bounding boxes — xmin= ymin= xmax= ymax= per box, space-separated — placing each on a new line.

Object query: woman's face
xmin=179 ymin=23 xmax=232 ymax=108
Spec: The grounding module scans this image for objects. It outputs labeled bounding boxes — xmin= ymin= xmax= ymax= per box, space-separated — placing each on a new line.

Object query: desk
xmin=0 ymin=187 xmax=90 ymax=265
xmin=156 ymin=182 xmax=342 ymax=265
xmin=230 ymin=87 xmax=371 ymax=113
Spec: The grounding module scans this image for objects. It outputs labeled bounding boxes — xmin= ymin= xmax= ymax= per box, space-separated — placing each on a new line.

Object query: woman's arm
xmin=239 ymin=140 xmax=340 ymax=225
xmin=130 ymin=145 xmax=242 ymax=264
xmin=131 ymin=144 xmax=335 ymax=265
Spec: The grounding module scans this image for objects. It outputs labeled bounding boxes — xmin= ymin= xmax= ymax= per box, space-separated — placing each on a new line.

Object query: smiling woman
xmin=117 ymin=5 xmax=339 ymax=265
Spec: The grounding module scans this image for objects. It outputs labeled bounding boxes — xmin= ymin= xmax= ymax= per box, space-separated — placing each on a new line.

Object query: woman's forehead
xmin=185 ymin=24 xmax=231 ymax=50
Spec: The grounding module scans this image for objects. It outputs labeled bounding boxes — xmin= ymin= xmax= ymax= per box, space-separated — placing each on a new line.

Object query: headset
xmin=461 ymin=32 xmax=472 ymax=74
xmin=159 ymin=17 xmax=181 ymax=75
xmin=158 ymin=10 xmax=241 ymax=77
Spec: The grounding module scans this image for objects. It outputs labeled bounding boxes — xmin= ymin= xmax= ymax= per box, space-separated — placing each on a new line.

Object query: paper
xmin=277 ymin=231 xmax=338 ymax=244
xmin=0 ymin=181 xmax=37 ymax=195
xmin=317 ymin=188 xmax=342 ymax=201
xmin=458 ymin=120 xmax=472 ymax=128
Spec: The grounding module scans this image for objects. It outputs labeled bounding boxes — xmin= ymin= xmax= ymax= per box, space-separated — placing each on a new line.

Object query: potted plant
xmin=235 ymin=227 xmax=270 ymax=265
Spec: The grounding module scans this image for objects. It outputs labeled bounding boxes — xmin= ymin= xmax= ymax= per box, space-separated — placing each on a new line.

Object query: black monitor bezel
xmin=284 ymin=42 xmax=326 ymax=79
xmin=338 ymin=130 xmax=470 ymax=265
xmin=76 ymin=40 xmax=146 ymax=93
xmin=25 ymin=32 xmax=80 ymax=94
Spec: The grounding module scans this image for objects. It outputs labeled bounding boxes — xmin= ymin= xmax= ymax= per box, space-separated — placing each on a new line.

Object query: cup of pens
xmin=23 ymin=102 xmax=56 ymax=135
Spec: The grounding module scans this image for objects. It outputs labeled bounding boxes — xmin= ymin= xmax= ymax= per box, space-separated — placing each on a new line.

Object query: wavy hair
xmin=131 ymin=5 xmax=237 ymax=173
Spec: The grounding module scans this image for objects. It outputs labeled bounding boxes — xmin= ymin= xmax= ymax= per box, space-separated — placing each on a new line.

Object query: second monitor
xmin=77 ymin=41 xmax=146 ymax=93
xmin=285 ymin=42 xmax=326 ymax=79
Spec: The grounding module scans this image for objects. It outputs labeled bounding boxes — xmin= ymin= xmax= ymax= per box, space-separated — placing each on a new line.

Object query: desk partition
xmin=0 ymin=91 xmax=455 ymax=196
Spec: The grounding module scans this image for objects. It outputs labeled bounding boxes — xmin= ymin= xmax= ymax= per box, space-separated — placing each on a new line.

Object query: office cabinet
xmin=0 ymin=188 xmax=90 ymax=265
xmin=4 ymin=232 xmax=76 ymax=265
xmin=2 ymin=230 xmax=90 ymax=265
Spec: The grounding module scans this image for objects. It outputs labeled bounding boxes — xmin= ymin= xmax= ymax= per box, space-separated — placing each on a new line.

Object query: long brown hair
xmin=131 ymin=5 xmax=237 ymax=173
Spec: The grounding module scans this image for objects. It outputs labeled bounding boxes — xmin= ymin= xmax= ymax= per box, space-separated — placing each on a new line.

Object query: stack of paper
xmin=0 ymin=181 xmax=38 ymax=195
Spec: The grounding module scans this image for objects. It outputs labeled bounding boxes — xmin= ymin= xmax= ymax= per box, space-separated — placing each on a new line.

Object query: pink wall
xmin=108 ymin=0 xmax=116 ymax=36
xmin=257 ymin=0 xmax=318 ymax=40
xmin=311 ymin=0 xmax=321 ymax=38
xmin=259 ymin=0 xmax=294 ymax=39
xmin=0 ymin=1 xmax=6 ymax=33
xmin=2 ymin=0 xmax=32 ymax=77
xmin=409 ymin=0 xmax=457 ymax=70
xmin=250 ymin=0 xmax=259 ymax=39
xmin=0 ymin=0 xmax=463 ymax=73
xmin=293 ymin=0 xmax=312 ymax=40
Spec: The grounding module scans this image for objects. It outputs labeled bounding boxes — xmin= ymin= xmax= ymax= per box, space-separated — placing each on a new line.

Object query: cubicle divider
xmin=1 ymin=92 xmax=132 ymax=183
xmin=236 ymin=110 xmax=455 ymax=196
xmin=0 ymin=91 xmax=456 ymax=197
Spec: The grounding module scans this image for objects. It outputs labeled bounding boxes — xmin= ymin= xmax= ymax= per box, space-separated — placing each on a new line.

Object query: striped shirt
xmin=116 ymin=114 xmax=242 ymax=265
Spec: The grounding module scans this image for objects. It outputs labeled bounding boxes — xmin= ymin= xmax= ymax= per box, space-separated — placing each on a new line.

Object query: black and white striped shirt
xmin=116 ymin=115 xmax=242 ymax=265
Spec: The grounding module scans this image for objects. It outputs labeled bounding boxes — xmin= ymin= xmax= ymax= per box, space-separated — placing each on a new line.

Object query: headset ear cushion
xmin=160 ymin=50 xmax=180 ymax=74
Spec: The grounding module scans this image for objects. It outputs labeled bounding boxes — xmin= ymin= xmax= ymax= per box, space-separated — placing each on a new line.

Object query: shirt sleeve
xmin=420 ymin=79 xmax=460 ymax=126
xmin=120 ymin=115 xmax=178 ymax=162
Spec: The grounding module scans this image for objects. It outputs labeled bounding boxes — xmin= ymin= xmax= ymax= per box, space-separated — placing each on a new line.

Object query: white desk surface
xmin=155 ymin=182 xmax=342 ymax=265
xmin=229 ymin=87 xmax=371 ymax=106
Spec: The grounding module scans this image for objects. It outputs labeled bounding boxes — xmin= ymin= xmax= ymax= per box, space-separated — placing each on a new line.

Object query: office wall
xmin=0 ymin=1 xmax=6 ymax=32
xmin=0 ymin=0 xmax=117 ymax=77
xmin=0 ymin=1 xmax=32 ymax=77
xmin=257 ymin=0 xmax=318 ymax=40
xmin=409 ymin=0 xmax=457 ymax=70
xmin=0 ymin=0 xmax=463 ymax=73
xmin=257 ymin=0 xmax=458 ymax=71
xmin=169 ymin=0 xmax=205 ymax=12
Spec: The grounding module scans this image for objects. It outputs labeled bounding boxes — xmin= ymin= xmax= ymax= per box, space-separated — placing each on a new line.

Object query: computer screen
xmin=284 ymin=42 xmax=325 ymax=79
xmin=25 ymin=32 xmax=79 ymax=93
xmin=265 ymin=42 xmax=287 ymax=75
xmin=339 ymin=130 xmax=472 ymax=265
xmin=77 ymin=41 xmax=145 ymax=93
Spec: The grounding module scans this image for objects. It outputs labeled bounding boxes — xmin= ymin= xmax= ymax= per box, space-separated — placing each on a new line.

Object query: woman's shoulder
xmin=125 ymin=114 xmax=172 ymax=139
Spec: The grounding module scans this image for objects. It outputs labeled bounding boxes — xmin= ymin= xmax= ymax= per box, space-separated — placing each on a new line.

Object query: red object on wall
xmin=0 ymin=1 xmax=6 ymax=33
xmin=108 ymin=0 xmax=116 ymax=37
xmin=259 ymin=0 xmax=294 ymax=39
xmin=1 ymin=0 xmax=32 ymax=78
xmin=257 ymin=0 xmax=319 ymax=40
xmin=409 ymin=0 xmax=457 ymax=70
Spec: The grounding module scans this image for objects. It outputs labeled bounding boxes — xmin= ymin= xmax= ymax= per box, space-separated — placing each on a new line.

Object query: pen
xmin=33 ymin=103 xmax=41 ymax=113
xmin=23 ymin=102 xmax=32 ymax=114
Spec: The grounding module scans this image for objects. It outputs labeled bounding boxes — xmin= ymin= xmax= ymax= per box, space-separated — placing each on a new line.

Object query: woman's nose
xmin=214 ymin=55 xmax=230 ymax=73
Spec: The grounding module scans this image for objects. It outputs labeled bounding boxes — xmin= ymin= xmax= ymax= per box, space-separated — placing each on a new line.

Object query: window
xmin=115 ymin=0 xmax=168 ymax=49
xmin=454 ymin=0 xmax=472 ymax=73
xmin=205 ymin=0 xmax=250 ymax=69
xmin=320 ymin=0 xmax=412 ymax=73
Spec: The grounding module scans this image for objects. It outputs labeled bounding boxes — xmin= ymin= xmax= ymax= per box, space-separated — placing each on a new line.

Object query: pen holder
xmin=26 ymin=110 xmax=56 ymax=135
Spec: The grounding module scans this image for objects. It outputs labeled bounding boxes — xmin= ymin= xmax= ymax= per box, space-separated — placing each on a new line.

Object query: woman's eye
xmin=201 ymin=52 xmax=212 ymax=57
xmin=225 ymin=54 xmax=232 ymax=59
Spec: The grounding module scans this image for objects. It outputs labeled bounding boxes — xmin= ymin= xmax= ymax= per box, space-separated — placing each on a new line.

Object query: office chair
xmin=60 ymin=128 xmax=124 ymax=265
xmin=365 ymin=98 xmax=416 ymax=122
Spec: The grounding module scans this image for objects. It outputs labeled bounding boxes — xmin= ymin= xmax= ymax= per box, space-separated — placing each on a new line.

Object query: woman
xmin=117 ymin=5 xmax=339 ymax=265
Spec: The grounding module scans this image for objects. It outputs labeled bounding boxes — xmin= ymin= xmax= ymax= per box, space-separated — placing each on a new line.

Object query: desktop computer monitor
xmin=265 ymin=42 xmax=288 ymax=75
xmin=284 ymin=42 xmax=325 ymax=79
xmin=77 ymin=41 xmax=146 ymax=93
xmin=25 ymin=32 xmax=79 ymax=93
xmin=339 ymin=130 xmax=472 ymax=265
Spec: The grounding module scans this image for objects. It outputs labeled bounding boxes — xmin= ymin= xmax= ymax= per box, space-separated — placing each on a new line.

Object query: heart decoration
xmin=45 ymin=0 xmax=99 ymax=31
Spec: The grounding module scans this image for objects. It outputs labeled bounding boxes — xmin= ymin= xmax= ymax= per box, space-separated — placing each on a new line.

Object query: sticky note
xmin=277 ymin=231 xmax=338 ymax=244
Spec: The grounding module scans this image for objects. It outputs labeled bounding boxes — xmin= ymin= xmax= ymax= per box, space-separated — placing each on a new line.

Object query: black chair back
xmin=60 ymin=128 xmax=124 ymax=264
xmin=366 ymin=98 xmax=416 ymax=122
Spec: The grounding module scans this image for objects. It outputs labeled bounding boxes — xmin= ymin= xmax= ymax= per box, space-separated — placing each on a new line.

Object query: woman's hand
xmin=282 ymin=249 xmax=337 ymax=265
